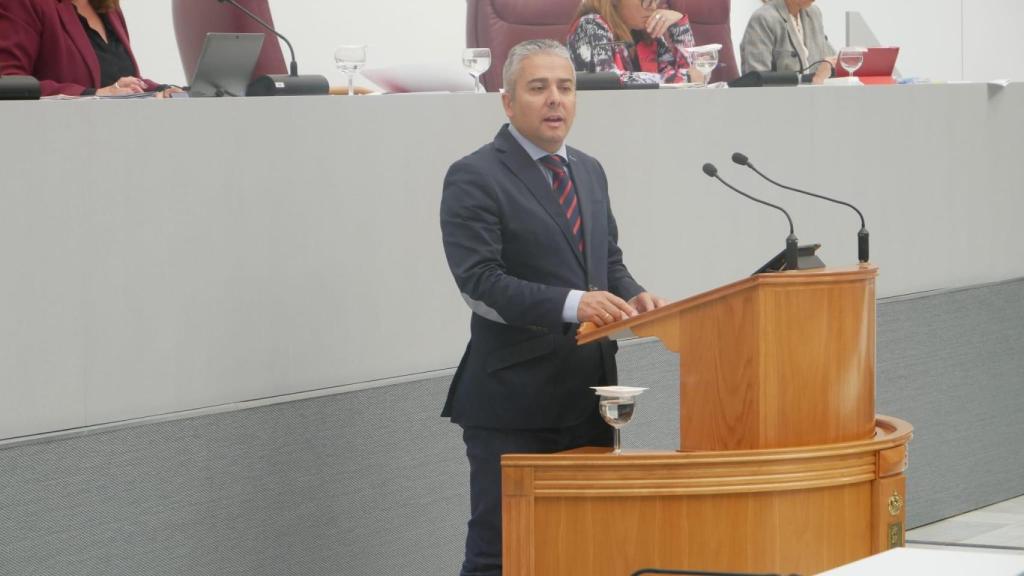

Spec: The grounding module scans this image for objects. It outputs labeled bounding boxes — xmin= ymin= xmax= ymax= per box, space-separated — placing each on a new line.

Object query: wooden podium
xmin=502 ymin=266 xmax=912 ymax=576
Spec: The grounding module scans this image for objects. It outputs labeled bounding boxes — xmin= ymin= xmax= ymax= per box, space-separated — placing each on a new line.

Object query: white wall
xmin=123 ymin=1 xmax=1023 ymax=88
xmin=3 ymin=84 xmax=1023 ymax=440
xmin=962 ymin=0 xmax=1024 ymax=81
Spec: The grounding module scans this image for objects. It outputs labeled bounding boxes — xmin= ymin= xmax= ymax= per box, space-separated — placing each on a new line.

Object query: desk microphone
xmin=702 ymin=163 xmax=799 ymax=271
xmin=216 ymin=0 xmax=328 ymax=96
xmin=731 ymin=152 xmax=869 ymax=262
xmin=0 ymin=74 xmax=40 ymax=100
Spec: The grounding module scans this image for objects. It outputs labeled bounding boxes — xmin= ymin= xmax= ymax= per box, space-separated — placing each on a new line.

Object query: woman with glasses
xmin=0 ymin=0 xmax=178 ymax=97
xmin=566 ymin=0 xmax=703 ymax=86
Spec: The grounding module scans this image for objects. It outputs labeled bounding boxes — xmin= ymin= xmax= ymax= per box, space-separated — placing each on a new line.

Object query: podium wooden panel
xmin=502 ymin=417 xmax=912 ymax=576
xmin=581 ymin=265 xmax=879 ymax=452
xmin=503 ymin=266 xmax=913 ymax=575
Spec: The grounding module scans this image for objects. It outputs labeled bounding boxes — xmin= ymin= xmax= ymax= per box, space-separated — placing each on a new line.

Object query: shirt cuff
xmin=562 ymin=289 xmax=584 ymax=323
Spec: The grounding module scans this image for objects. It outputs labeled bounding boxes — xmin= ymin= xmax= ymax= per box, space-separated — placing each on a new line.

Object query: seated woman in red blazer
xmin=0 ymin=0 xmax=176 ymax=97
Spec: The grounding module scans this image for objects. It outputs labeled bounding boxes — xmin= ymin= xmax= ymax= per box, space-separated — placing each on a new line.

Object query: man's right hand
xmin=96 ymin=76 xmax=146 ymax=96
xmin=577 ymin=291 xmax=638 ymax=326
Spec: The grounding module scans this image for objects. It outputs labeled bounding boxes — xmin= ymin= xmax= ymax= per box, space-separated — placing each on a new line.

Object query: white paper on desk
xmin=41 ymin=92 xmax=158 ymax=100
xmin=361 ymin=63 xmax=475 ymax=93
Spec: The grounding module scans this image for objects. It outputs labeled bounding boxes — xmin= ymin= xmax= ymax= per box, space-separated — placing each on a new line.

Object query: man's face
xmin=502 ymin=53 xmax=577 ymax=154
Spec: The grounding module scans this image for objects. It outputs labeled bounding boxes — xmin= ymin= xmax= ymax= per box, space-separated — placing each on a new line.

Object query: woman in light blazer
xmin=740 ymin=0 xmax=835 ymax=81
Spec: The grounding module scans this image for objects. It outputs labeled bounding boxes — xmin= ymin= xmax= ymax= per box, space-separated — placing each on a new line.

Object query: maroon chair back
xmin=467 ymin=0 xmax=580 ymax=92
xmin=171 ymin=0 xmax=287 ymax=82
xmin=467 ymin=0 xmax=737 ymax=91
xmin=667 ymin=0 xmax=739 ymax=82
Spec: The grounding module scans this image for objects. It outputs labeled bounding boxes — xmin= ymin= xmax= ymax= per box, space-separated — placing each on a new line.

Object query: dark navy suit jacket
xmin=0 ymin=0 xmax=158 ymax=96
xmin=440 ymin=125 xmax=644 ymax=430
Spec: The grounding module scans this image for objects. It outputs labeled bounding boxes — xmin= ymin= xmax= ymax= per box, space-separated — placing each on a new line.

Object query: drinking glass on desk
xmin=592 ymin=386 xmax=647 ymax=455
xmin=334 ymin=45 xmax=367 ymax=95
xmin=682 ymin=44 xmax=721 ymax=87
xmin=839 ymin=47 xmax=866 ymax=78
xmin=462 ymin=48 xmax=491 ymax=93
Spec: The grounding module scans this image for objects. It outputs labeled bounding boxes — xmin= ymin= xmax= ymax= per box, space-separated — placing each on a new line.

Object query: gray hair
xmin=502 ymin=39 xmax=574 ymax=96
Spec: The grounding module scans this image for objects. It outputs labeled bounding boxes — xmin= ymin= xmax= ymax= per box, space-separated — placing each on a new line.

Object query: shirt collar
xmin=508 ymin=124 xmax=568 ymax=164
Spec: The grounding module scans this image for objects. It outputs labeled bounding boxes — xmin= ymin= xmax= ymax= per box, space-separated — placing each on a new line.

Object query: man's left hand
xmin=628 ymin=292 xmax=669 ymax=314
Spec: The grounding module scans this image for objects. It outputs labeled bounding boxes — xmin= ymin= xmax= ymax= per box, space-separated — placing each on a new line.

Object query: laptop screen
xmin=834 ymin=47 xmax=900 ymax=78
xmin=189 ymin=33 xmax=265 ymax=97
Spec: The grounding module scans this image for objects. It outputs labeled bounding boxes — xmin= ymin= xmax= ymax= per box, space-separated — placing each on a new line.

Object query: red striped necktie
xmin=539 ymin=154 xmax=584 ymax=254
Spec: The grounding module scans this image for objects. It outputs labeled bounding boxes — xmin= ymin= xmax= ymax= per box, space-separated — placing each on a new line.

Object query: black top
xmin=77 ymin=12 xmax=136 ymax=95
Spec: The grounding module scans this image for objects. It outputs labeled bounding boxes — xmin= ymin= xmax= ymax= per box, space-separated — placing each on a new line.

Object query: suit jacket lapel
xmin=773 ymin=1 xmax=807 ymax=70
xmin=495 ymin=127 xmax=585 ymax=270
xmin=56 ymin=1 xmax=100 ymax=86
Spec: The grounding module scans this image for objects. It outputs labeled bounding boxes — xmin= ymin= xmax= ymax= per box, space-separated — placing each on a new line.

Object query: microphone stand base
xmin=754 ymin=243 xmax=826 ymax=275
xmin=246 ymin=74 xmax=329 ymax=97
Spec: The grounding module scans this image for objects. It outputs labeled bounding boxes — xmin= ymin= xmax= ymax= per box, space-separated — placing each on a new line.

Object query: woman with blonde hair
xmin=566 ymin=0 xmax=703 ymax=85
xmin=0 ymin=0 xmax=177 ymax=96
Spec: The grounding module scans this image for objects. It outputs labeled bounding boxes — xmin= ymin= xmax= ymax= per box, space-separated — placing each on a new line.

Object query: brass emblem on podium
xmin=888 ymin=491 xmax=903 ymax=516
xmin=888 ymin=522 xmax=904 ymax=548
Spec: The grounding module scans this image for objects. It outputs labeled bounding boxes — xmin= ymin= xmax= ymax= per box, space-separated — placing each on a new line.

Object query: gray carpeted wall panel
xmin=1 ymin=279 xmax=1022 ymax=575
xmin=875 ymin=279 xmax=1024 ymax=528
xmin=1 ymin=380 xmax=469 ymax=576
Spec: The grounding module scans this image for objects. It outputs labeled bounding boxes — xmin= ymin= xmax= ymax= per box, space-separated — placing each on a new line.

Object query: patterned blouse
xmin=566 ymin=12 xmax=697 ymax=85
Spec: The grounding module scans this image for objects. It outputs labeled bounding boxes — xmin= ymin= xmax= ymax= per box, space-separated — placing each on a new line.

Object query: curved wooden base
xmin=502 ymin=416 xmax=912 ymax=576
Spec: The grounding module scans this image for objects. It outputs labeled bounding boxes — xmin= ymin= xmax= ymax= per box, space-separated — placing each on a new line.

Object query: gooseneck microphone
xmin=702 ymin=163 xmax=799 ymax=271
xmin=731 ymin=152 xmax=870 ymax=262
xmin=216 ymin=0 xmax=328 ymax=96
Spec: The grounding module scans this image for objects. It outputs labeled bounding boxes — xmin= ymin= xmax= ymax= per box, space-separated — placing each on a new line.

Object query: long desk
xmin=1 ymin=83 xmax=1021 ymax=439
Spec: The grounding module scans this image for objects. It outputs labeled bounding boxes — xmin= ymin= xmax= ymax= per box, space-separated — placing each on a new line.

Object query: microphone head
xmin=702 ymin=163 xmax=718 ymax=177
xmin=731 ymin=152 xmax=749 ymax=166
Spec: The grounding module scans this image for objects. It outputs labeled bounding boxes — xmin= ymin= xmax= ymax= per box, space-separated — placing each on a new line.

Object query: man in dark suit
xmin=440 ymin=39 xmax=667 ymax=576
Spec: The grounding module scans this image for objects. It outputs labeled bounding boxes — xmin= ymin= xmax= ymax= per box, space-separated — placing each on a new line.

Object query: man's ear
xmin=501 ymin=91 xmax=514 ymax=118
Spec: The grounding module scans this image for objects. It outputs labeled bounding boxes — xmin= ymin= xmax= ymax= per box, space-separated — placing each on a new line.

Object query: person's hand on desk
xmin=94 ymin=77 xmax=182 ymax=98
xmin=154 ymin=86 xmax=184 ymax=99
xmin=628 ymin=291 xmax=668 ymax=314
xmin=95 ymin=76 xmax=146 ymax=96
xmin=812 ymin=56 xmax=838 ymax=85
xmin=578 ymin=291 xmax=638 ymax=327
